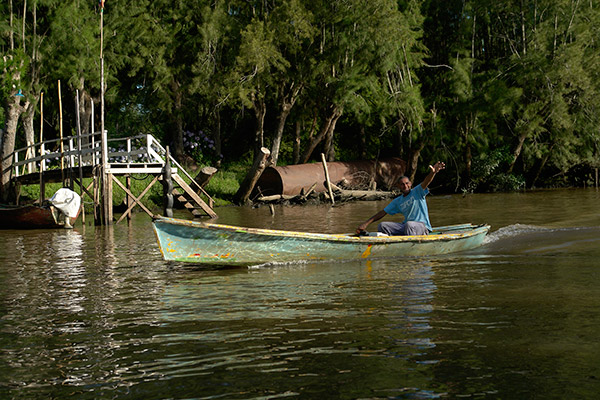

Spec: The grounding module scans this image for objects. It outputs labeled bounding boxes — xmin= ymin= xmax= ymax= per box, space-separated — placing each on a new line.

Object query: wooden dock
xmin=1 ymin=132 xmax=217 ymax=225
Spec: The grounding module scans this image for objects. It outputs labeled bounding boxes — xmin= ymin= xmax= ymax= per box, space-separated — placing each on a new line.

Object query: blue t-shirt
xmin=383 ymin=184 xmax=432 ymax=231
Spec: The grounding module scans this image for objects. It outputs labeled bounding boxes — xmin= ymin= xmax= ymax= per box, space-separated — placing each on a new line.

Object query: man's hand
xmin=429 ymin=161 xmax=446 ymax=174
xmin=356 ymin=223 xmax=368 ymax=235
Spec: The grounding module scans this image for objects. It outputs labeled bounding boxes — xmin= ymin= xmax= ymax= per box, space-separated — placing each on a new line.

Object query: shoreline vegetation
xmin=18 ymin=159 xmax=599 ymax=216
xmin=3 ymin=1 xmax=600 ymax=205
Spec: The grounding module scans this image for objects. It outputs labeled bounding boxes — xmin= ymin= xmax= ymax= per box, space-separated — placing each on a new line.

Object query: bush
xmin=463 ymin=147 xmax=525 ymax=193
xmin=183 ymin=130 xmax=223 ymax=166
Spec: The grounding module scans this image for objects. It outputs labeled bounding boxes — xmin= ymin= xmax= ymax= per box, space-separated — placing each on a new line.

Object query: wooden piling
xmin=39 ymin=92 xmax=45 ymax=204
xmin=104 ymin=171 xmax=113 ymax=224
xmin=58 ymin=80 xmax=65 ymax=185
xmin=75 ymin=90 xmax=85 ymax=225
xmin=126 ymin=175 xmax=132 ymax=222
xmin=162 ymin=146 xmax=174 ymax=218
xmin=321 ymin=153 xmax=335 ymax=205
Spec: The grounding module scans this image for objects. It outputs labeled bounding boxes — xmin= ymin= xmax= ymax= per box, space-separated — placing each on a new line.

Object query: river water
xmin=1 ymin=189 xmax=599 ymax=399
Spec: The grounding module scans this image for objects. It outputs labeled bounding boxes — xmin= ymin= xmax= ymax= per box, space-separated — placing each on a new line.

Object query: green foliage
xmin=0 ymin=49 xmax=29 ymax=99
xmin=4 ymin=0 xmax=600 ymax=197
xmin=204 ymin=168 xmax=243 ymax=205
xmin=463 ymin=148 xmax=525 ymax=193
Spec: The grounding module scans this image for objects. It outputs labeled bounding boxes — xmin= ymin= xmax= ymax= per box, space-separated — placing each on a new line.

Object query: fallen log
xmin=257 ymin=194 xmax=297 ymax=202
xmin=330 ymin=183 xmax=395 ymax=201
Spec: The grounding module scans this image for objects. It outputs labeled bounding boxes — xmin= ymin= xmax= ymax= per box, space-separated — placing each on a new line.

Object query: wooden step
xmin=172 ymin=174 xmax=217 ymax=218
xmin=170 ymin=177 xmax=217 ymax=218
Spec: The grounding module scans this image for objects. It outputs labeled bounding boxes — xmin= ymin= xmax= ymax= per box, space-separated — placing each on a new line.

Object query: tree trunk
xmin=461 ymin=112 xmax=476 ymax=184
xmin=252 ymin=95 xmax=267 ymax=155
xmin=324 ymin=110 xmax=342 ymax=162
xmin=1 ymin=95 xmax=24 ymax=201
xmin=359 ymin=126 xmax=367 ymax=159
xmin=405 ymin=139 xmax=426 ymax=183
xmin=464 ymin=135 xmax=472 ymax=183
xmin=78 ymin=88 xmax=94 ymax=135
xmin=301 ymin=105 xmax=342 ymax=163
xmin=233 ymin=147 xmax=271 ymax=205
xmin=271 ymin=103 xmax=292 ymax=167
xmin=293 ymin=120 xmax=301 ymax=164
xmin=213 ymin=108 xmax=222 ymax=165
xmin=396 ymin=122 xmax=406 ymax=158
xmin=508 ymin=132 xmax=528 ymax=173
xmin=530 ymin=142 xmax=555 ymax=188
xmin=168 ymin=79 xmax=186 ymax=162
xmin=231 ymin=92 xmax=270 ymax=205
xmin=271 ymin=84 xmax=301 ymax=166
xmin=22 ymin=98 xmax=36 ymax=173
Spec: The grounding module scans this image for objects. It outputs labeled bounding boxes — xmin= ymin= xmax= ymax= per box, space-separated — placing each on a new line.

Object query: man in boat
xmin=356 ymin=161 xmax=446 ymax=236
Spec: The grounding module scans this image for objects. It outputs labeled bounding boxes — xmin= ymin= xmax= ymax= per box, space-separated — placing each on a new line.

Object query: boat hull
xmin=0 ymin=204 xmax=77 ymax=229
xmin=153 ymin=217 xmax=490 ymax=266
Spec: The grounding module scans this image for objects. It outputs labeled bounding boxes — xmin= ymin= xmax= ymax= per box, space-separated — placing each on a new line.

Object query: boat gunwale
xmin=153 ymin=217 xmax=490 ymax=244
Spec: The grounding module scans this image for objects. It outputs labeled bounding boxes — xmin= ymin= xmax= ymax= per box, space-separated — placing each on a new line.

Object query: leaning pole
xmin=99 ymin=0 xmax=112 ymax=225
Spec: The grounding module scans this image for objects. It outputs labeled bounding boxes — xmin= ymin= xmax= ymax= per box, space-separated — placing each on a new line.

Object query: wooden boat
xmin=153 ymin=216 xmax=490 ymax=266
xmin=0 ymin=204 xmax=77 ymax=229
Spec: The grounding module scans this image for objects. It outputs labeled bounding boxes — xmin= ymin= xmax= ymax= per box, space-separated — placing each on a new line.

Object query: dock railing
xmin=2 ymin=133 xmax=214 ymax=207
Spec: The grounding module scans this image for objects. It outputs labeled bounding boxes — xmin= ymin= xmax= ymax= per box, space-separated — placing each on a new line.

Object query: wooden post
xmin=39 ymin=92 xmax=45 ymax=204
xmin=595 ymin=168 xmax=598 ymax=189
xmin=105 ymin=171 xmax=113 ymax=224
xmin=126 ymin=175 xmax=132 ymax=222
xmin=99 ymin=0 xmax=111 ymax=225
xmin=162 ymin=146 xmax=174 ymax=217
xmin=75 ymin=90 xmax=85 ymax=225
xmin=91 ymin=101 xmax=96 ymax=165
xmin=321 ymin=153 xmax=335 ymax=205
xmin=58 ymin=80 xmax=65 ymax=185
xmin=93 ymin=166 xmax=101 ymax=225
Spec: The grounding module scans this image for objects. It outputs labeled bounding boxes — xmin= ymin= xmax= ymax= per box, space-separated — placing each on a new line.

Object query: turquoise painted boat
xmin=153 ymin=216 xmax=490 ymax=266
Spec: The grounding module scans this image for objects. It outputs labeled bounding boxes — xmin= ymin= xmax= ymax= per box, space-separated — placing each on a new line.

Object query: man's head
xmin=396 ymin=176 xmax=412 ymax=195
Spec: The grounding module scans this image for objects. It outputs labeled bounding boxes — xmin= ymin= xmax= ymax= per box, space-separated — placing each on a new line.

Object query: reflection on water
xmin=0 ymin=189 xmax=599 ymax=399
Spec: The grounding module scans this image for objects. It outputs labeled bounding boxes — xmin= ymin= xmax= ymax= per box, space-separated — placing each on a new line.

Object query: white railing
xmin=2 ymin=133 xmax=170 ymax=177
xmin=3 ymin=131 xmax=103 ymax=177
xmin=2 ymin=133 xmax=214 ymax=203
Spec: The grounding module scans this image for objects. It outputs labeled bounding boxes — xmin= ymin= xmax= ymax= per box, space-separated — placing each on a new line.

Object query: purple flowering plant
xmin=183 ymin=130 xmax=223 ymax=164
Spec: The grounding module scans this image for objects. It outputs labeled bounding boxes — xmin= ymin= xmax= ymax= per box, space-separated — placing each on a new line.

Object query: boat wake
xmin=481 ymin=224 xmax=600 ymax=255
xmin=483 ymin=224 xmax=551 ymax=244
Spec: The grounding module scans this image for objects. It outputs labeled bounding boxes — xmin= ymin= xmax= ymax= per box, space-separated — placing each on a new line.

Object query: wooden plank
xmin=107 ymin=167 xmax=171 ymax=174
xmin=172 ymin=174 xmax=217 ymax=218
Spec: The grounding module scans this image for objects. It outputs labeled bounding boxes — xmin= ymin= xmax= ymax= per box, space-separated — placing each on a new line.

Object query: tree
xmin=1 ymin=0 xmax=31 ymax=199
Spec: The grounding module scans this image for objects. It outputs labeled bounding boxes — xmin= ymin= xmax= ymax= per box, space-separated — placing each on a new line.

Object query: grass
xmin=17 ymin=162 xmax=247 ymax=211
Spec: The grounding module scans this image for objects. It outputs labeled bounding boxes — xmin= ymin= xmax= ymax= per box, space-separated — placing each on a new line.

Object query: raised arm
xmin=356 ymin=210 xmax=387 ymax=234
xmin=420 ymin=161 xmax=446 ymax=190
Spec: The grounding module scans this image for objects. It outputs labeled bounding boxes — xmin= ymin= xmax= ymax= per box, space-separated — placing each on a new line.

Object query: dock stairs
xmin=172 ymin=174 xmax=215 ymax=218
xmin=4 ymin=133 xmax=218 ymax=222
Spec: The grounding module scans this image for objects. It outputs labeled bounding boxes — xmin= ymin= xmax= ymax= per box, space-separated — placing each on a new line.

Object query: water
xmin=1 ymin=189 xmax=599 ymax=399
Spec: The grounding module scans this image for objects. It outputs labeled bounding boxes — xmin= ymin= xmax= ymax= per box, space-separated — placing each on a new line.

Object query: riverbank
xmin=17 ymin=160 xmax=599 ymax=214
